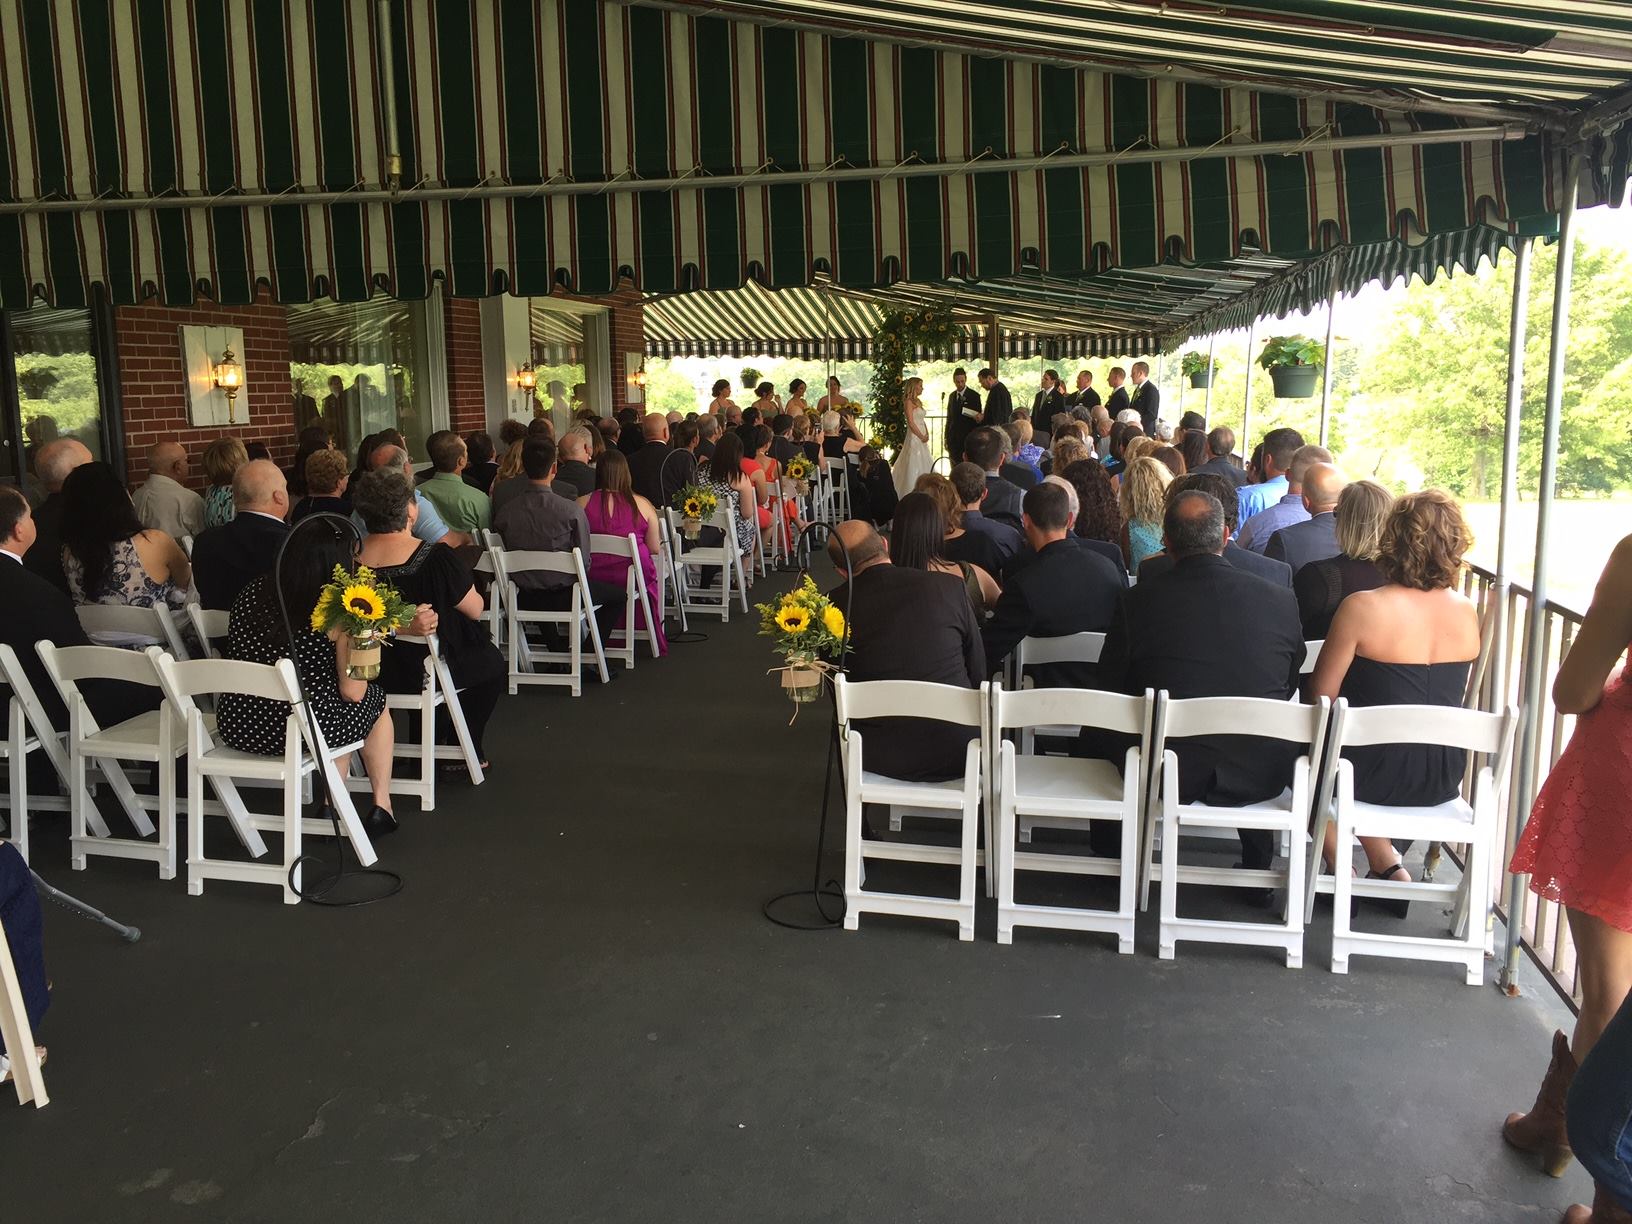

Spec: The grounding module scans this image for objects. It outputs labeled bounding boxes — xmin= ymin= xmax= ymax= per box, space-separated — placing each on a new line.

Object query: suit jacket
xmin=944 ymin=510 xmax=1022 ymax=578
xmin=193 ymin=512 xmax=291 ymax=611
xmin=1031 ymin=387 xmax=1067 ymax=437
xmin=830 ymin=563 xmax=984 ymax=783
xmin=1194 ymin=455 xmax=1251 ymax=488
xmin=628 ymin=440 xmax=675 ymax=508
xmin=1264 ymin=511 xmax=1339 ymax=575
xmin=1105 ymin=386 xmax=1130 ymax=418
xmin=1000 ymin=460 xmax=1039 ymax=491
xmin=1085 ymin=553 xmax=1305 ymax=806
xmin=982 ymin=537 xmax=1123 ymax=683
xmin=464 ymin=460 xmax=499 ymax=495
xmin=1005 ymin=534 xmax=1126 ymax=584
xmin=983 ymin=381 xmax=1014 ymax=427
xmin=1137 ymin=540 xmax=1292 ymax=589
xmin=1065 ymin=387 xmax=1102 ymax=412
xmin=946 ymin=387 xmax=982 ymax=459
xmin=1130 ymin=380 xmax=1161 ymax=436
xmin=982 ymin=474 xmax=1025 ymax=531
xmin=554 ymin=459 xmax=598 ymax=501
xmin=21 ymin=492 xmax=68 ymax=593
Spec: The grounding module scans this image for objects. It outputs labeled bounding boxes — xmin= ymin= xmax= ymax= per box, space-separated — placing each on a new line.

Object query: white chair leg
xmin=418 ymin=692 xmax=436 ymax=812
xmin=282 ymin=768 xmax=303 ymax=905
xmin=157 ymin=752 xmax=177 ymax=881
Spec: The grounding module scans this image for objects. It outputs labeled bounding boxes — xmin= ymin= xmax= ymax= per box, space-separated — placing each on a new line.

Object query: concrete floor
xmin=2 ymin=569 xmax=1589 ymax=1223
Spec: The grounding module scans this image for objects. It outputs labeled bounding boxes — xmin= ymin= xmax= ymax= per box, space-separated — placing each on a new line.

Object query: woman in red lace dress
xmin=1504 ymin=534 xmax=1632 ymax=1207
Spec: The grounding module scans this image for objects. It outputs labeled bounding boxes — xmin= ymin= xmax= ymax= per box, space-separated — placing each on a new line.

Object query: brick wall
xmin=444 ymin=295 xmax=486 ymax=435
xmin=602 ymin=285 xmax=646 ymax=414
xmin=114 ymin=290 xmax=296 ymax=487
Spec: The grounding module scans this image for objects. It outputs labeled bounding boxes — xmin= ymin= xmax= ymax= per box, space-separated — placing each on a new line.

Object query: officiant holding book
xmin=945 ymin=367 xmax=982 ymax=463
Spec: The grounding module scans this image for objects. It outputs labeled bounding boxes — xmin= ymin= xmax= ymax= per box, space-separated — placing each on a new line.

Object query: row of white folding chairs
xmin=665 ymin=507 xmax=749 ymax=621
xmin=834 ymin=673 xmax=1518 ymax=982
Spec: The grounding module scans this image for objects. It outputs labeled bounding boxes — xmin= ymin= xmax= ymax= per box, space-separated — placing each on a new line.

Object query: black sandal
xmin=1364 ymin=859 xmax=1412 ymax=919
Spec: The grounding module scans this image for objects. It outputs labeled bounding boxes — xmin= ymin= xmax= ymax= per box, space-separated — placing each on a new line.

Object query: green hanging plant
xmin=1256 ymin=335 xmax=1326 ymax=370
xmin=866 ymin=308 xmax=962 ymax=451
xmin=1179 ymin=351 xmax=1219 ymax=378
xmin=740 ymin=367 xmax=763 ymax=390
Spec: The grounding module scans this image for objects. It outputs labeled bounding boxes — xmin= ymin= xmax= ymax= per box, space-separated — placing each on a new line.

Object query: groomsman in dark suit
xmin=945 ymin=367 xmax=982 ymax=464
xmin=1104 ymin=367 xmax=1130 ymax=419
xmin=977 ymin=368 xmax=1013 ymax=428
xmin=1030 ymin=369 xmax=1067 ymax=439
xmin=1129 ymin=361 xmax=1161 ymax=437
xmin=1065 ymin=370 xmax=1101 ymax=413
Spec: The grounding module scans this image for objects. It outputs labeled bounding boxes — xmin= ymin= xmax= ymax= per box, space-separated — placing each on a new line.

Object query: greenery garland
xmin=866 ymin=307 xmax=961 ymax=451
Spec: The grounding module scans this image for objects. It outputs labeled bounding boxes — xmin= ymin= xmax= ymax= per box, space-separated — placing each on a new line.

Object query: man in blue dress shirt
xmin=1236 ymin=427 xmax=1305 ymax=527
xmin=1237 ymin=443 xmax=1332 ymax=553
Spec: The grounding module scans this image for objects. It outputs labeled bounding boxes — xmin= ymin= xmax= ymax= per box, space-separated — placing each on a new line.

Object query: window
xmin=287 ymin=294 xmax=446 ymax=464
xmin=527 ymin=299 xmax=601 ymax=435
xmin=1 ymin=304 xmax=120 ymax=495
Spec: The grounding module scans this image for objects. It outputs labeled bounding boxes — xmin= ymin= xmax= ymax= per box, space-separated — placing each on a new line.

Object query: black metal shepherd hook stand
xmin=273 ymin=514 xmax=403 ymax=907
xmin=659 ymin=447 xmax=709 ymax=644
xmin=762 ymin=521 xmax=853 ymax=931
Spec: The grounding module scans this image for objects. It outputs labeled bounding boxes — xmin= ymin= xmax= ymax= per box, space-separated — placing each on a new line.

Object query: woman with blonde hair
xmin=892 ymin=376 xmax=933 ymax=496
xmin=1294 ymin=480 xmax=1393 ymax=638
xmin=201 ymin=436 xmax=248 ymax=528
xmin=1118 ymin=455 xmax=1171 ymax=570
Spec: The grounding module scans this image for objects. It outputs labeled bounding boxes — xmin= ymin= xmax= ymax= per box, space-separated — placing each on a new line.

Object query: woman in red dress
xmin=1504 ymin=533 xmax=1632 ymax=1214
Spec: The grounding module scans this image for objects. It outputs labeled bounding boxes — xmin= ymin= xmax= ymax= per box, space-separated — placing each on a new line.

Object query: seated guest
xmin=1236 ymin=426 xmax=1305 ymax=527
xmin=626 ymin=413 xmax=674 ymax=507
xmin=291 ymin=448 xmax=353 ymax=523
xmin=912 ymin=473 xmax=1000 ymax=611
xmin=1004 ymin=475 xmax=1126 ymax=579
xmin=0 ymin=839 xmax=48 ymax=1080
xmin=191 ymin=459 xmax=291 ymax=611
xmin=792 ymin=414 xmax=821 ymax=465
xmin=1150 ymin=445 xmax=1186 ymax=478
xmin=462 ymin=431 xmax=498 ymax=495
xmin=616 ymin=407 xmax=644 ymax=457
xmin=1178 ymin=411 xmax=1207 ymax=434
xmin=1090 ymin=406 xmax=1113 ymax=458
xmin=244 ymin=442 xmax=272 ymax=463
xmin=201 ymin=436 xmax=249 ymax=529
xmin=997 ymin=428 xmax=1040 ymax=490
xmin=1237 ymin=443 xmax=1332 ymax=553
xmin=1295 ymin=479 xmax=1392 ymax=639
xmin=1103 ymin=420 xmax=1142 ymax=478
xmin=60 ymin=462 xmax=190 ymax=613
xmin=1085 ymin=490 xmax=1305 ymax=866
xmin=596 ymin=417 xmax=621 ymax=455
xmin=658 ymin=419 xmax=700 ymax=507
xmin=697 ymin=431 xmax=760 ymax=563
xmin=1060 ymin=458 xmax=1123 ymax=549
xmin=1176 ymin=429 xmax=1209 ymax=476
xmin=22 ymin=438 xmax=91 ymax=592
xmin=1005 ymin=420 xmax=1045 ymax=481
xmin=491 ymin=437 xmax=629 ymax=658
xmin=964 ymin=427 xmax=1024 ymax=530
xmin=497 ymin=419 xmax=528 ymax=456
xmin=489 ymin=438 xmax=535 ymax=518
xmin=353 ymin=469 xmax=507 ymax=769
xmin=132 ymin=441 xmax=205 ymax=541
xmin=418 ymin=431 xmax=492 ymax=533
xmin=982 ymin=481 xmax=1122 ymax=685
xmin=820 ymin=410 xmax=864 ymax=458
xmin=218 ymin=518 xmax=404 ymax=836
xmin=890 ymin=490 xmax=999 ymax=615
xmin=944 ymin=461 xmax=1023 ymax=576
xmin=554 ymin=427 xmax=598 ymax=500
xmin=1046 ymin=437 xmax=1092 ymax=480
xmin=856 ymin=446 xmax=895 ymax=527
xmin=1265 ymin=461 xmax=1344 ymax=573
xmin=1137 ymin=472 xmax=1292 ymax=588
xmin=363 ymin=444 xmax=467 ymax=547
xmin=768 ymin=413 xmax=797 ymax=466
xmin=739 ymin=425 xmax=780 ymax=534
xmin=285 ymin=426 xmax=331 ymax=500
xmin=1118 ymin=455 xmax=1172 ymax=571
xmin=578 ymin=449 xmax=668 ymax=656
xmin=1195 ymin=426 xmax=1250 ymax=488
xmin=828 ymin=520 xmax=983 ymax=782
xmin=696 ymin=413 xmax=721 ymax=460
xmin=1309 ymin=490 xmax=1481 ymax=900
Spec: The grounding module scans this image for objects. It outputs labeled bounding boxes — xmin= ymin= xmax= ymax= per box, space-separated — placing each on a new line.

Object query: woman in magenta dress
xmin=577 ymin=449 xmax=668 ymax=657
xmin=1504 ymin=533 xmax=1632 ymax=1210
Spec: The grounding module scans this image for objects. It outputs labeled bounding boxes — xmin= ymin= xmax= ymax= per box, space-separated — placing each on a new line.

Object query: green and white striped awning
xmin=0 ymin=0 xmax=1605 ymax=314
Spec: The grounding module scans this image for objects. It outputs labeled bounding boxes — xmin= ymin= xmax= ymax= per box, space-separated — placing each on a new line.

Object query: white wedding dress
xmin=892 ymin=402 xmax=933 ymax=497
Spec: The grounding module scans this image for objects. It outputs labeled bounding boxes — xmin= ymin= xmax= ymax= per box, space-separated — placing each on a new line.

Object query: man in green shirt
xmin=419 ymin=430 xmax=492 ymax=533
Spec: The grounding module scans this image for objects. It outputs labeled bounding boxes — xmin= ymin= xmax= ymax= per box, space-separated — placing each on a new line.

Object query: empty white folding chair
xmin=992 ymin=686 xmax=1152 ymax=953
xmin=186 ymin=604 xmax=231 ymax=660
xmin=504 ymin=549 xmax=609 ymax=697
xmin=823 ymin=458 xmax=850 ymax=521
xmin=351 ymin=632 xmax=485 ymax=812
xmin=152 ymin=653 xmax=379 ymax=904
xmin=672 ymin=507 xmax=748 ymax=620
xmin=0 ymin=916 xmax=47 ymax=1107
xmin=834 ymin=676 xmax=988 ymax=942
xmin=36 ymin=643 xmax=179 ymax=880
xmin=1005 ymin=632 xmax=1107 ymax=766
xmin=75 ymin=603 xmax=189 ymax=658
xmin=1145 ymin=693 xmax=1330 ymax=968
xmin=1325 ymin=700 xmax=1519 ymax=985
xmin=0 ymin=644 xmax=78 ymax=864
xmin=589 ymin=533 xmax=660 ymax=666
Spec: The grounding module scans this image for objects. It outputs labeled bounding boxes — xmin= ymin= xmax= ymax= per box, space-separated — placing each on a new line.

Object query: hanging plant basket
xmin=1268 ymin=365 xmax=1320 ymax=398
xmin=1188 ymin=371 xmax=1213 ymax=389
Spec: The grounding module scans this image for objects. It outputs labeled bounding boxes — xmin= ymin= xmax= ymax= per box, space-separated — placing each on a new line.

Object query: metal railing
xmin=1462 ymin=561 xmax=1586 ymax=1007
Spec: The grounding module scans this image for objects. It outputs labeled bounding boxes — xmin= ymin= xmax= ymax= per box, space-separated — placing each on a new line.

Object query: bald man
xmin=1235 ymin=443 xmax=1334 ymax=554
xmin=826 ymin=519 xmax=984 ymax=783
xmin=190 ymin=458 xmax=291 ymax=610
xmin=1264 ymin=462 xmax=1346 ymax=574
xmin=627 ymin=413 xmax=676 ymax=509
xmin=364 ymin=444 xmax=464 ymax=547
xmin=132 ymin=440 xmax=206 ymax=542
xmin=23 ymin=437 xmax=93 ymax=592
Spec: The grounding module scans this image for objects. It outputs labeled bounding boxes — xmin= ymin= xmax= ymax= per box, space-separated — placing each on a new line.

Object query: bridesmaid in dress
xmin=579 ymin=449 xmax=668 ymax=656
xmin=1504 ymin=533 xmax=1632 ymax=1204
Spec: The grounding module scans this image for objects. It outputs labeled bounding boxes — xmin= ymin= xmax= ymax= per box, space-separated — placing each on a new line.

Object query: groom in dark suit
xmin=944 ymin=367 xmax=982 ymax=464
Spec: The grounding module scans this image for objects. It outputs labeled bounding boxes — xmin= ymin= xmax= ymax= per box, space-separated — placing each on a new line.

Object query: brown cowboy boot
xmin=1504 ymin=1029 xmax=1577 ymax=1177
xmin=1562 ymin=1184 xmax=1632 ymax=1223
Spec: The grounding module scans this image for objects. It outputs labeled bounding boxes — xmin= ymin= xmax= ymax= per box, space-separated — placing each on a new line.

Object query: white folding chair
xmin=153 ymin=653 xmax=378 ymax=904
xmin=473 ymin=528 xmax=508 ymax=649
xmin=656 ymin=516 xmax=689 ymax=634
xmin=350 ymin=632 xmax=485 ymax=811
xmin=36 ymin=643 xmax=180 ymax=880
xmin=835 ymin=677 xmax=988 ymax=942
xmin=504 ymin=549 xmax=609 ymax=697
xmin=185 ymin=603 xmax=231 ymax=660
xmin=75 ymin=604 xmax=190 ymax=658
xmin=1301 ymin=639 xmax=1324 ymax=676
xmin=0 ymin=911 xmax=47 ymax=1107
xmin=1325 ymin=700 xmax=1519 ymax=985
xmin=992 ymin=686 xmax=1152 ymax=953
xmin=1145 ymin=693 xmax=1330 ymax=968
xmin=672 ymin=507 xmax=748 ymax=620
xmin=0 ymin=644 xmax=78 ymax=863
xmin=589 ymin=533 xmax=660 ymax=665
xmin=1004 ymin=632 xmax=1107 ymax=765
xmin=823 ymin=458 xmax=850 ymax=521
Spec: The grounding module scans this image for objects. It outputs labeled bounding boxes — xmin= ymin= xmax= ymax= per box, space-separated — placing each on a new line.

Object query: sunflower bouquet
xmin=781 ymin=452 xmax=814 ymax=496
xmin=671 ymin=483 xmax=719 ymax=539
xmin=757 ymin=576 xmax=847 ymax=707
xmin=310 ymin=564 xmax=414 ymax=680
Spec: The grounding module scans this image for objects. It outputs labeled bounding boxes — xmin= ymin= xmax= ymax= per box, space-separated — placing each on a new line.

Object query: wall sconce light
xmin=214 ymin=346 xmax=244 ymax=423
xmin=516 ymin=361 xmax=538 ymax=393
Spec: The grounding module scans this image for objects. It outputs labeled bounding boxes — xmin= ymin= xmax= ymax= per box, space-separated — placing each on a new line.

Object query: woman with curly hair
xmin=1117 ymin=455 xmax=1171 ymax=570
xmin=1061 ymin=458 xmax=1122 ymax=547
xmin=1308 ymin=489 xmax=1481 ymax=902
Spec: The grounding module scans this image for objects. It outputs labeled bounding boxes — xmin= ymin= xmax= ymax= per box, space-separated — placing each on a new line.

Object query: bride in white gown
xmin=892 ymin=376 xmax=933 ymax=497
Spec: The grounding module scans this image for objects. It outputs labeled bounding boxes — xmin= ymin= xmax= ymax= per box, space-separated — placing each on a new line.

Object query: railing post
xmin=1502 ymin=154 xmax=1581 ymax=996
xmin=1493 ymin=239 xmax=1533 ymax=706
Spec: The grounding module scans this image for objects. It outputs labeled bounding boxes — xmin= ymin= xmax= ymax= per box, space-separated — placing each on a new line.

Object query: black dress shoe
xmin=363 ymin=805 xmax=399 ymax=837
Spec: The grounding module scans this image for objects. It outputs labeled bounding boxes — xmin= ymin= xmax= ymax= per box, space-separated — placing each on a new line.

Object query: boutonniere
xmin=1130 ymin=383 xmax=1144 ymax=402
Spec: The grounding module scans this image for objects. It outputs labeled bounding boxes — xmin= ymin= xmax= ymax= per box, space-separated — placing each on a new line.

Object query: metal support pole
xmin=1241 ymin=317 xmax=1258 ymax=463
xmin=1318 ymin=266 xmax=1341 ymax=448
xmin=1203 ymin=332 xmax=1217 ymax=422
xmin=985 ymin=313 xmax=1001 ymax=378
xmin=374 ymin=0 xmax=403 ymax=187
xmin=1503 ymin=157 xmax=1581 ymax=995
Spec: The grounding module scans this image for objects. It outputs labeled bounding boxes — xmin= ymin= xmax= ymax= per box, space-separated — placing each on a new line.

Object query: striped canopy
xmin=0 ymin=0 xmax=1623 ymax=331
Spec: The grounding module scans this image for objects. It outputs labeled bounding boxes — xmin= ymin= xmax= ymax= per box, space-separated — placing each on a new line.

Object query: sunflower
xmin=775 ymin=605 xmax=811 ymax=634
xmin=343 ymin=585 xmax=386 ymax=621
xmin=682 ymin=497 xmax=703 ymax=518
xmin=309 ymin=587 xmax=337 ymax=631
xmin=822 ymin=606 xmax=845 ymax=639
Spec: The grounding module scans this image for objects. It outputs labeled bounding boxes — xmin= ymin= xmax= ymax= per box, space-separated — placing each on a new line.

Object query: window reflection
xmin=528 ymin=300 xmax=591 ymax=436
xmin=11 ymin=308 xmax=103 ymax=498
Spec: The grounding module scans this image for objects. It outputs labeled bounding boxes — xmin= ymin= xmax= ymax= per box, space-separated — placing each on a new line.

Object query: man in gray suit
xmin=1137 ymin=472 xmax=1293 ymax=589
xmin=1265 ymin=463 xmax=1345 ymax=575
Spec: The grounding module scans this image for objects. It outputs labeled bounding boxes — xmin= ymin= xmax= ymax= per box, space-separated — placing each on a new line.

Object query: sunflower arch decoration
xmin=866 ymin=307 xmax=962 ymax=453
